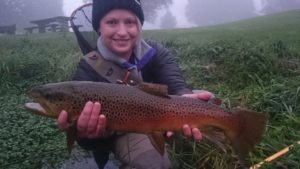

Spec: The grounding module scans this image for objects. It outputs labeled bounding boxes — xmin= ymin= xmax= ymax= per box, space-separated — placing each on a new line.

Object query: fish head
xmin=24 ymin=82 xmax=78 ymax=119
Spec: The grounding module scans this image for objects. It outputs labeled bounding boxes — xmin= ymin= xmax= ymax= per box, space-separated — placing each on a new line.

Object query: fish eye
xmin=43 ymin=92 xmax=66 ymax=102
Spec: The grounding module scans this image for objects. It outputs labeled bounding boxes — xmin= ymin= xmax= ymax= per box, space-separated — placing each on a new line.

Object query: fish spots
xmin=32 ymin=81 xmax=234 ymax=130
xmin=71 ymin=99 xmax=79 ymax=105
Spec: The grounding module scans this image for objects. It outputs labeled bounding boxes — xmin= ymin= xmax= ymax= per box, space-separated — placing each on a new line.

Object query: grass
xmin=1 ymin=9 xmax=300 ymax=169
xmin=0 ymin=33 xmax=81 ymax=168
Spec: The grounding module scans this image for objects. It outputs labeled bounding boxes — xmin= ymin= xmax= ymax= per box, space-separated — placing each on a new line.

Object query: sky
xmin=63 ymin=0 xmax=263 ymax=29
xmin=63 ymin=0 xmax=84 ymax=16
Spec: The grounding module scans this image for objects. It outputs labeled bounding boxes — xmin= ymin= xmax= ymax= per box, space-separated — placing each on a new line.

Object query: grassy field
xmin=1 ymin=10 xmax=299 ymax=169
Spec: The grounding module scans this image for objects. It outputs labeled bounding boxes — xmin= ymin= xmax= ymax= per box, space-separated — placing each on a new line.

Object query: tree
xmin=141 ymin=0 xmax=172 ymax=23
xmin=0 ymin=0 xmax=64 ymax=31
xmin=186 ymin=0 xmax=256 ymax=26
xmin=160 ymin=10 xmax=177 ymax=29
xmin=262 ymin=0 xmax=300 ymax=14
xmin=0 ymin=0 xmax=23 ymax=26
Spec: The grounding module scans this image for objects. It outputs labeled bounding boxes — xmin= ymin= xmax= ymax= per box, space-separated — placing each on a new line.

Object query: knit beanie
xmin=92 ymin=0 xmax=144 ymax=31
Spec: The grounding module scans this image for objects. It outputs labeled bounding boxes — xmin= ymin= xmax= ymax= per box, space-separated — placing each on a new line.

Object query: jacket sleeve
xmin=71 ymin=59 xmax=112 ymax=150
xmin=145 ymin=41 xmax=193 ymax=96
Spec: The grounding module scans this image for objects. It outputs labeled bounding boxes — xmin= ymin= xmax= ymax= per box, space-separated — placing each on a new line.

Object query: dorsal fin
xmin=208 ymin=98 xmax=223 ymax=106
xmin=137 ymin=82 xmax=170 ymax=98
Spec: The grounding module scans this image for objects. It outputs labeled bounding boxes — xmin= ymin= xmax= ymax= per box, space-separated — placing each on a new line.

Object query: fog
xmin=253 ymin=0 xmax=265 ymax=15
xmin=63 ymin=0 xmax=263 ymax=29
xmin=1 ymin=0 xmax=299 ymax=34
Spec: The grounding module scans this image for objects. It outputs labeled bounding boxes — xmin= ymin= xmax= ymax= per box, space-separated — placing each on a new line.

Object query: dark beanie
xmin=92 ymin=0 xmax=144 ymax=31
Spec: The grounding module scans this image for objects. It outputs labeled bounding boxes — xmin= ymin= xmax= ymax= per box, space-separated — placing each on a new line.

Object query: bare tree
xmin=160 ymin=10 xmax=177 ymax=29
xmin=141 ymin=0 xmax=172 ymax=22
xmin=0 ymin=0 xmax=24 ymax=26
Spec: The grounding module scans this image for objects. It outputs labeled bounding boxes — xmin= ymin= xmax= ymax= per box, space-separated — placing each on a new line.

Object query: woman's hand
xmin=166 ymin=124 xmax=203 ymax=140
xmin=57 ymin=101 xmax=108 ymax=139
xmin=166 ymin=90 xmax=215 ymax=141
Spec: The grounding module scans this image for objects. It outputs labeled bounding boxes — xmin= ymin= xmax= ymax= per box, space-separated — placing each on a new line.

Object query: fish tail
xmin=230 ymin=109 xmax=267 ymax=161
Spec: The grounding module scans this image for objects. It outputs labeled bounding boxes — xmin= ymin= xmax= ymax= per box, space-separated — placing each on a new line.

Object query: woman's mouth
xmin=114 ymin=39 xmax=129 ymax=42
xmin=113 ymin=39 xmax=130 ymax=46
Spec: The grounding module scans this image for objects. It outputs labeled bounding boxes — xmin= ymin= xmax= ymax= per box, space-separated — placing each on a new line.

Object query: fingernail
xmin=166 ymin=132 xmax=172 ymax=138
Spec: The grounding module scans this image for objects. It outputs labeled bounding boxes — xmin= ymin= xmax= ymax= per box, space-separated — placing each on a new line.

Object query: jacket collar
xmin=97 ymin=37 xmax=156 ymax=70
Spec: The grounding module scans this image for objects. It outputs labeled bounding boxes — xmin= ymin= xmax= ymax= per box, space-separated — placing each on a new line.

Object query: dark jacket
xmin=72 ymin=40 xmax=192 ymax=167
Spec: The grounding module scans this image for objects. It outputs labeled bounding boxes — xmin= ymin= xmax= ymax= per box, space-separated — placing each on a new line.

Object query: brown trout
xmin=24 ymin=81 xmax=267 ymax=160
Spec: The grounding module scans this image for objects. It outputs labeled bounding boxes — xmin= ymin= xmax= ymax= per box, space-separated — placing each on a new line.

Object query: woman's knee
xmin=130 ymin=149 xmax=171 ymax=169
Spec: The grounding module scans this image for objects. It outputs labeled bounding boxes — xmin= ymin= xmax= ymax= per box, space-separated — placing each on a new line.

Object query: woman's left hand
xmin=166 ymin=90 xmax=214 ymax=141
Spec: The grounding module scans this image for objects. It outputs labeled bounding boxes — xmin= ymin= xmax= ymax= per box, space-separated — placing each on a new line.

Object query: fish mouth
xmin=24 ymin=102 xmax=48 ymax=116
xmin=25 ymin=87 xmax=51 ymax=116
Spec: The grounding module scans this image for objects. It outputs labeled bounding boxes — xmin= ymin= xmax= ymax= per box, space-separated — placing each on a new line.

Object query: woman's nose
xmin=116 ymin=24 xmax=127 ymax=36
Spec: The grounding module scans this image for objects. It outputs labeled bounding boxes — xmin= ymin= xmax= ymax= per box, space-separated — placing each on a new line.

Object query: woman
xmin=58 ymin=0 xmax=214 ymax=168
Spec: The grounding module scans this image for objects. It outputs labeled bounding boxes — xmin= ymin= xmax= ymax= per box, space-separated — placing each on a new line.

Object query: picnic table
xmin=0 ymin=24 xmax=16 ymax=35
xmin=29 ymin=16 xmax=70 ymax=33
xmin=24 ymin=26 xmax=39 ymax=34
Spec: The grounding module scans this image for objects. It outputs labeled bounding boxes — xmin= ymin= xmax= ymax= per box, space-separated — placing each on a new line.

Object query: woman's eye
xmin=126 ymin=19 xmax=136 ymax=25
xmin=107 ymin=20 xmax=117 ymax=25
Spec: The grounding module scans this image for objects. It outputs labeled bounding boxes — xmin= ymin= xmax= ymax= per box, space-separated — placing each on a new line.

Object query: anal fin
xmin=201 ymin=126 xmax=228 ymax=152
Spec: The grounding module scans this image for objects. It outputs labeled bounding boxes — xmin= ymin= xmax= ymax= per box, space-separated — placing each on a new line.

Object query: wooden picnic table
xmin=0 ymin=24 xmax=16 ymax=35
xmin=29 ymin=16 xmax=70 ymax=33
xmin=24 ymin=26 xmax=38 ymax=34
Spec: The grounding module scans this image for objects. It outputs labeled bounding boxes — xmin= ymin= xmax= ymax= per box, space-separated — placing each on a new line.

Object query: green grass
xmin=0 ymin=33 xmax=82 ymax=168
xmin=1 ymin=10 xmax=300 ymax=169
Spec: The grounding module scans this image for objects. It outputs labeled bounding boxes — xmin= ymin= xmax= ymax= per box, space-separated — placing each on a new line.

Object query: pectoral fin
xmin=148 ymin=132 xmax=166 ymax=156
xmin=66 ymin=121 xmax=77 ymax=153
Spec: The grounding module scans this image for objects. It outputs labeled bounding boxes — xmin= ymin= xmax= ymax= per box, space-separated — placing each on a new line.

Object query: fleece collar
xmin=97 ymin=37 xmax=156 ymax=71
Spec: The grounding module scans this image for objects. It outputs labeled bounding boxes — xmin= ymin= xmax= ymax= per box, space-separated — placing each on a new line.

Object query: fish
xmin=24 ymin=81 xmax=267 ymax=161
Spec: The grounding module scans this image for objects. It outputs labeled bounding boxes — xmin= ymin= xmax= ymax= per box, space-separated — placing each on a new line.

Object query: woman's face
xmin=99 ymin=9 xmax=140 ymax=59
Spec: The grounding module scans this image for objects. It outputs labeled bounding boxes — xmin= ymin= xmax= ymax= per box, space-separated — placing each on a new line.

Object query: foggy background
xmin=1 ymin=0 xmax=300 ymax=33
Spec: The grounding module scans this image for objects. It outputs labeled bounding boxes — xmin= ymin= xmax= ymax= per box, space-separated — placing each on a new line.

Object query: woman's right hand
xmin=57 ymin=101 xmax=108 ymax=138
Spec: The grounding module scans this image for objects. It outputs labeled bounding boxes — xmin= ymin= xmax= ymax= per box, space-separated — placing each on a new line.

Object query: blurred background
xmin=1 ymin=0 xmax=300 ymax=33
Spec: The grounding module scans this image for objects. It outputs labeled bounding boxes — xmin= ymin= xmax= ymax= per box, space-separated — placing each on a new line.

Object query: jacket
xmin=72 ymin=40 xmax=192 ymax=165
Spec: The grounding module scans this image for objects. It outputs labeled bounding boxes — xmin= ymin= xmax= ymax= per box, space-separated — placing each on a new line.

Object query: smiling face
xmin=99 ymin=9 xmax=140 ymax=60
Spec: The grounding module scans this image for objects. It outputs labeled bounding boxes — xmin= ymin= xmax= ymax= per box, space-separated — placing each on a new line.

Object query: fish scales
xmin=24 ymin=81 xmax=267 ymax=161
